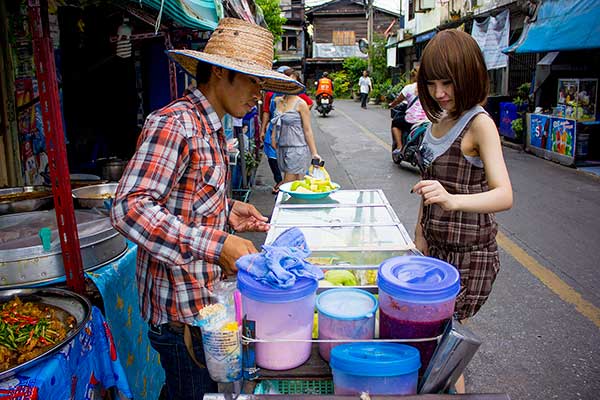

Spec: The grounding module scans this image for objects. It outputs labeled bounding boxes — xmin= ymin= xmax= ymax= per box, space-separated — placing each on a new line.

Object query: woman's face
xmin=426 ymin=79 xmax=455 ymax=112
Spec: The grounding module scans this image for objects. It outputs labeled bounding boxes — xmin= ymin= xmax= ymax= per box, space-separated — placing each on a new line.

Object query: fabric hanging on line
xmin=471 ymin=9 xmax=510 ymax=70
xmin=236 ymin=227 xmax=324 ymax=289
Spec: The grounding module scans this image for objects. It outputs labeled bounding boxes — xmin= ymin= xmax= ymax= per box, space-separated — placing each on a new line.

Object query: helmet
xmin=322 ymin=72 xmax=329 ymax=77
xmin=277 ymin=65 xmax=291 ymax=73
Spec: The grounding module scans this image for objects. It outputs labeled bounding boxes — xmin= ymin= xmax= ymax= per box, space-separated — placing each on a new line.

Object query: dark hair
xmin=284 ymin=68 xmax=302 ymax=83
xmin=196 ymin=61 xmax=237 ymax=84
xmin=417 ymin=29 xmax=489 ymax=121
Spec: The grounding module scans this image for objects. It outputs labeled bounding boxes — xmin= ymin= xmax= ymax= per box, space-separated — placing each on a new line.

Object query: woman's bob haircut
xmin=417 ymin=29 xmax=490 ymax=122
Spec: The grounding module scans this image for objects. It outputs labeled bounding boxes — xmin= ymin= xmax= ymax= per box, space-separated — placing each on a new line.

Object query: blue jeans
xmin=148 ymin=323 xmax=217 ymax=400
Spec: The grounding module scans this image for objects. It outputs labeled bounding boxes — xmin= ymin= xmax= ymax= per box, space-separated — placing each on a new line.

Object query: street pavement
xmin=241 ymin=99 xmax=600 ymax=400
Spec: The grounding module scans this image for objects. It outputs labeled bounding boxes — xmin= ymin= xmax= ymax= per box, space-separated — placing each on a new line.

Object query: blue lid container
xmin=237 ymin=270 xmax=318 ymax=303
xmin=378 ymin=256 xmax=460 ymax=303
xmin=316 ymin=288 xmax=378 ymax=320
xmin=330 ymin=343 xmax=421 ymax=377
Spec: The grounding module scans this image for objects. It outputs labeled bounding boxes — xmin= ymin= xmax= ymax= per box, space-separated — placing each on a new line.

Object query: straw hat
xmin=167 ymin=18 xmax=304 ymax=94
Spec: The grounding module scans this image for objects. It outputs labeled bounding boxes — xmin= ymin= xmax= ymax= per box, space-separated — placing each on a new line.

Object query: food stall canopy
xmin=135 ymin=0 xmax=221 ymax=30
xmin=503 ymin=0 xmax=600 ymax=54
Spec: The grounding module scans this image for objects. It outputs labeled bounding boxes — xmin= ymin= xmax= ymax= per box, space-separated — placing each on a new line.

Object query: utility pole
xmin=367 ymin=0 xmax=374 ymax=72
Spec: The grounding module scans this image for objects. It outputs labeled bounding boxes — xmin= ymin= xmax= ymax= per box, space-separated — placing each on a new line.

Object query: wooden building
xmin=304 ymin=0 xmax=399 ymax=81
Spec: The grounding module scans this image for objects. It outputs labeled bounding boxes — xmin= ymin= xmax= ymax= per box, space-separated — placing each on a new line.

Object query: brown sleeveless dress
xmin=420 ymin=117 xmax=500 ymax=320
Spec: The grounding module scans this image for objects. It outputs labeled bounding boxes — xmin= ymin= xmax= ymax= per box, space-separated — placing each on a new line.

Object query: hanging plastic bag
xmin=193 ymin=282 xmax=242 ymax=382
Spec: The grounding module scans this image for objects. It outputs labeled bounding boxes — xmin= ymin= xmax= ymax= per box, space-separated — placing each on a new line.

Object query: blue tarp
xmin=135 ymin=0 xmax=220 ymax=30
xmin=503 ymin=0 xmax=600 ymax=53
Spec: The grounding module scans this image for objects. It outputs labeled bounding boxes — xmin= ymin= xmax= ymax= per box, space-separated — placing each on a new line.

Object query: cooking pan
xmin=0 ymin=288 xmax=91 ymax=380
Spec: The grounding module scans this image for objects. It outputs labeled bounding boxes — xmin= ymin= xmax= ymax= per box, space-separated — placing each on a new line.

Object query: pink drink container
xmin=237 ymin=270 xmax=318 ymax=370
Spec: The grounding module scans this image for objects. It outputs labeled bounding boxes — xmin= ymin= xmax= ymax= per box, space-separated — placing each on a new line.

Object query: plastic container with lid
xmin=237 ymin=270 xmax=318 ymax=370
xmin=377 ymin=256 xmax=460 ymax=374
xmin=316 ymin=288 xmax=377 ymax=362
xmin=330 ymin=343 xmax=420 ymax=395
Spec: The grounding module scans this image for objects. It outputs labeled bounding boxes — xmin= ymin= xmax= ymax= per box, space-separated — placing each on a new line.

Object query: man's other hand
xmin=219 ymin=235 xmax=258 ymax=276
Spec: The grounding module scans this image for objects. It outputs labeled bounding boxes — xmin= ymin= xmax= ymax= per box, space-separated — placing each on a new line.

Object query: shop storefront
xmin=503 ymin=0 xmax=600 ymax=167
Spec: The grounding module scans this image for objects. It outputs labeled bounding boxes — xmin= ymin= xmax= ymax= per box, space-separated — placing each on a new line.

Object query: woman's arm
xmin=298 ymin=101 xmax=319 ymax=158
xmin=412 ymin=114 xmax=513 ymax=213
xmin=389 ymin=93 xmax=406 ymax=108
xmin=414 ymin=199 xmax=428 ymax=255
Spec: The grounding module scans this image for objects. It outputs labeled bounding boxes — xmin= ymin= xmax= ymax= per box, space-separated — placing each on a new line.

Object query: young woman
xmin=271 ymin=69 xmax=320 ymax=183
xmin=412 ymin=29 xmax=513 ymax=322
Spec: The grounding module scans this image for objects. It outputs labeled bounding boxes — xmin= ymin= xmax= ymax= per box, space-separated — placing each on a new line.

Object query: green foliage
xmin=342 ymin=57 xmax=368 ymax=86
xmin=330 ymin=71 xmax=352 ymax=98
xmin=511 ymin=118 xmax=524 ymax=140
xmin=256 ymin=0 xmax=287 ymax=44
xmin=370 ymin=34 xmax=389 ymax=85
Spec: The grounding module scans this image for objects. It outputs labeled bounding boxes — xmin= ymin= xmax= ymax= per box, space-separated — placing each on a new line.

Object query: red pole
xmin=28 ymin=0 xmax=85 ymax=294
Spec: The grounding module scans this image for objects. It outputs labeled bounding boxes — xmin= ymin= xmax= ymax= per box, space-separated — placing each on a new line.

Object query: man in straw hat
xmin=111 ymin=18 xmax=304 ymax=399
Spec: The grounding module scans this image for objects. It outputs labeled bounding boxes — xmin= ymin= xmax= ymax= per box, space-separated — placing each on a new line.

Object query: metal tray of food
xmin=72 ymin=183 xmax=118 ymax=209
xmin=0 ymin=288 xmax=91 ymax=380
xmin=0 ymin=186 xmax=53 ymax=215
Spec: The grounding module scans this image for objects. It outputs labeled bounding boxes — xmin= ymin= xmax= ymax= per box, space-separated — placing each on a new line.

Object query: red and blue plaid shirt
xmin=111 ymin=88 xmax=232 ymax=325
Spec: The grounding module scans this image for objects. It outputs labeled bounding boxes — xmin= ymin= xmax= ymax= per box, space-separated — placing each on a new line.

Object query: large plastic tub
xmin=237 ymin=270 xmax=317 ymax=370
xmin=330 ymin=343 xmax=420 ymax=395
xmin=378 ymin=256 xmax=460 ymax=374
xmin=316 ymin=288 xmax=377 ymax=362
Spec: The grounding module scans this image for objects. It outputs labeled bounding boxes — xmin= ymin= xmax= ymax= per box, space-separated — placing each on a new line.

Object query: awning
xmin=503 ymin=0 xmax=600 ymax=53
xmin=135 ymin=0 xmax=220 ymax=31
xmin=397 ymin=38 xmax=413 ymax=48
xmin=415 ymin=30 xmax=436 ymax=44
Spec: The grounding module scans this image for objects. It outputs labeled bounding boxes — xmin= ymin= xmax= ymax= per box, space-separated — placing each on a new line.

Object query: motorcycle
xmin=316 ymin=93 xmax=333 ymax=117
xmin=391 ymin=103 xmax=429 ymax=170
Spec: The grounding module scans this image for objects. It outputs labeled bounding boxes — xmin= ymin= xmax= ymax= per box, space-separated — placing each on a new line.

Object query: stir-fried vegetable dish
xmin=0 ymin=297 xmax=75 ymax=372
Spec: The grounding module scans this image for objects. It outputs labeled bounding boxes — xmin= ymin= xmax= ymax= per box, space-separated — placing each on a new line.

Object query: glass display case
xmin=557 ymin=79 xmax=598 ymax=122
xmin=267 ymin=190 xmax=417 ymax=288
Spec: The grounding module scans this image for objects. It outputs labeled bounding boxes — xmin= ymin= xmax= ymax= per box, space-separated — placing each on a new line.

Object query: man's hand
xmin=229 ymin=201 xmax=270 ymax=232
xmin=219 ymin=235 xmax=258 ymax=276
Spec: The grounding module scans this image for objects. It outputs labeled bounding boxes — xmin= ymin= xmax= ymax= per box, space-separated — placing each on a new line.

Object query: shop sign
xmin=529 ymin=114 xmax=576 ymax=157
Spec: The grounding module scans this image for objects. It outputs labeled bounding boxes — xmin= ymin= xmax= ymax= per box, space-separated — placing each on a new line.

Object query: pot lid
xmin=0 ymin=210 xmax=118 ymax=260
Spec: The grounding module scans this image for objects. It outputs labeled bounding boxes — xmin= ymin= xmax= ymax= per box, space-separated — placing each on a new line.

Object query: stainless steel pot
xmin=72 ymin=183 xmax=118 ymax=209
xmin=102 ymin=159 xmax=126 ymax=182
xmin=0 ymin=186 xmax=53 ymax=215
xmin=0 ymin=288 xmax=91 ymax=380
xmin=0 ymin=210 xmax=127 ymax=288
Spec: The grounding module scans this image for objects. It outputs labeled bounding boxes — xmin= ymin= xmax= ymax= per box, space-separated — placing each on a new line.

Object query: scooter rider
xmin=389 ymin=67 xmax=427 ymax=162
xmin=315 ymin=72 xmax=334 ymax=102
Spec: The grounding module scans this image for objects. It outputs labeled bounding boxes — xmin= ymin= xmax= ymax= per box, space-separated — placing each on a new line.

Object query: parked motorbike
xmin=316 ymin=94 xmax=333 ymax=117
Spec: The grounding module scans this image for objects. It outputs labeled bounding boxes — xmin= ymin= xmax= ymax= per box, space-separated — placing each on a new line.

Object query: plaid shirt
xmin=111 ymin=88 xmax=231 ymax=325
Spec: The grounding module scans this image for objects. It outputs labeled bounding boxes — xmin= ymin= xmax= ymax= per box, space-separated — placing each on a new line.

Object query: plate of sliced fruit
xmin=279 ymin=177 xmax=340 ymax=200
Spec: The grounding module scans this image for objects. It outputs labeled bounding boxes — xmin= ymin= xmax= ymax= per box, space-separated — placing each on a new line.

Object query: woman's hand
xmin=412 ymin=180 xmax=458 ymax=211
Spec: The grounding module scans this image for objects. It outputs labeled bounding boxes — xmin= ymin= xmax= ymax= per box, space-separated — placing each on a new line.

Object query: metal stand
xmin=28 ymin=0 xmax=85 ymax=294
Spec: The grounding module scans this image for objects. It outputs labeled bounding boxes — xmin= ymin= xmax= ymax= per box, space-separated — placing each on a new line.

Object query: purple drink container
xmin=377 ymin=256 xmax=460 ymax=374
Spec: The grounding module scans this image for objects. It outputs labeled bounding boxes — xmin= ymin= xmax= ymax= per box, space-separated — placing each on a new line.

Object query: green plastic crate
xmin=254 ymin=379 xmax=334 ymax=395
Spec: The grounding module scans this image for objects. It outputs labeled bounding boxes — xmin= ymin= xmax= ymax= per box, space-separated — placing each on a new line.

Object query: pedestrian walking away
xmin=271 ymin=68 xmax=321 ymax=184
xmin=358 ymin=70 xmax=373 ymax=109
xmin=412 ymin=29 xmax=513 ymax=325
xmin=110 ymin=18 xmax=303 ymax=400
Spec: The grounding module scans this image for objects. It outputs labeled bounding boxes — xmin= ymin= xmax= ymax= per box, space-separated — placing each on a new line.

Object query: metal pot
xmin=72 ymin=183 xmax=118 ymax=209
xmin=102 ymin=159 xmax=126 ymax=182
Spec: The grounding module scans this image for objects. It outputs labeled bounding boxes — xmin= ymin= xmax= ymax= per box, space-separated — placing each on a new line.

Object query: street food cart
xmin=230 ymin=189 xmax=501 ymax=399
